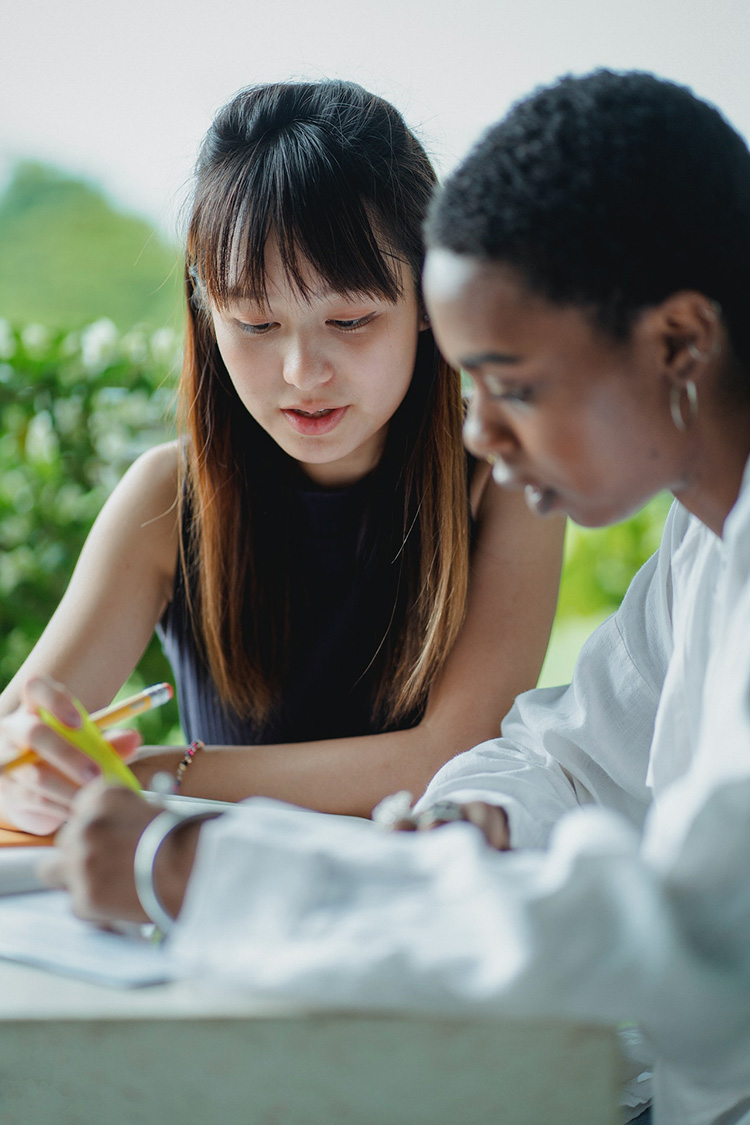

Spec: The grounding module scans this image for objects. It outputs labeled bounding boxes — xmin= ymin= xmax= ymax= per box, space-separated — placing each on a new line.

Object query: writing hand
xmin=45 ymin=780 xmax=202 ymax=926
xmin=0 ymin=675 xmax=141 ymax=835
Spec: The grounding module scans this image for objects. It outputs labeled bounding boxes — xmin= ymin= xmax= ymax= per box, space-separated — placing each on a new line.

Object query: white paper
xmin=0 ymin=890 xmax=177 ymax=987
xmin=0 ymin=846 xmax=56 ymax=896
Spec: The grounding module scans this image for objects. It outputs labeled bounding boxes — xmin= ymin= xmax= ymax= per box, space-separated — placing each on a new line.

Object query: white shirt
xmin=171 ymin=467 xmax=750 ymax=1125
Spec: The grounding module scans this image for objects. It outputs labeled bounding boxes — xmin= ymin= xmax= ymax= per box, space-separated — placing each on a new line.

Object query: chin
xmin=569 ymin=497 xmax=649 ymax=529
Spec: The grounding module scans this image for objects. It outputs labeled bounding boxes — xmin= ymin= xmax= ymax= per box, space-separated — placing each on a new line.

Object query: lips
xmin=489 ymin=460 xmax=557 ymax=515
xmin=281 ymin=405 xmax=348 ymax=436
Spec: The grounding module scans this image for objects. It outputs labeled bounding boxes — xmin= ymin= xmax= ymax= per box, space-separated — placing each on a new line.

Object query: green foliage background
xmin=0 ymin=319 xmax=184 ymax=744
xmin=538 ymin=492 xmax=671 ymax=688
xmin=0 ymin=162 xmax=182 ymax=332
xmin=0 ymin=160 xmax=673 ymax=742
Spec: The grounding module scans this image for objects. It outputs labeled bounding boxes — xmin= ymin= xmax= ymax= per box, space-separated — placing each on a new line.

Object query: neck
xmin=672 ymin=404 xmax=750 ymax=536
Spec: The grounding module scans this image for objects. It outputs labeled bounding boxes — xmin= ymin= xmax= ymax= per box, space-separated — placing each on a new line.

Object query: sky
xmin=2 ymin=0 xmax=750 ymax=237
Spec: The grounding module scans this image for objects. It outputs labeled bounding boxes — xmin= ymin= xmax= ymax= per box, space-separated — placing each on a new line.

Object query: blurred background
xmin=1 ymin=0 xmax=747 ymax=743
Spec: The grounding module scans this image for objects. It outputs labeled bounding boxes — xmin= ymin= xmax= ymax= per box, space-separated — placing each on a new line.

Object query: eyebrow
xmin=460 ymin=351 xmax=522 ymax=371
xmin=222 ymin=284 xmax=392 ymax=309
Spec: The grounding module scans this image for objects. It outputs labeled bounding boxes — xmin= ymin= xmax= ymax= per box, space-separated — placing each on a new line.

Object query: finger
xmin=0 ymin=788 xmax=70 ymax=835
xmin=3 ymin=688 xmax=98 ymax=787
xmin=415 ymin=800 xmax=465 ymax=830
xmin=105 ymin=729 xmax=143 ymax=762
xmin=461 ymin=801 xmax=511 ymax=851
xmin=23 ymin=675 xmax=82 ymax=728
xmin=5 ymin=760 xmax=79 ymax=805
xmin=391 ymin=816 xmax=419 ymax=832
xmin=68 ymin=775 xmax=119 ymax=816
xmin=40 ymin=852 xmax=66 ymax=888
xmin=24 ymin=720 xmax=99 ymax=787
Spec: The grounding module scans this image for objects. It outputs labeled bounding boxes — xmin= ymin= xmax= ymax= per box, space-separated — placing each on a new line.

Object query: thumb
xmin=105 ymin=729 xmax=143 ymax=762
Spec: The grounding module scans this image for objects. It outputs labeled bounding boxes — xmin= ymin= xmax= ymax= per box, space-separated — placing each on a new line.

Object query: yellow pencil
xmin=3 ymin=683 xmax=174 ymax=775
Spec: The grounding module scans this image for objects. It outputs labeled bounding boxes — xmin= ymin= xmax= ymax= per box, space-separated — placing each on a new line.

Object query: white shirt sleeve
xmin=414 ymin=508 xmax=679 ymax=848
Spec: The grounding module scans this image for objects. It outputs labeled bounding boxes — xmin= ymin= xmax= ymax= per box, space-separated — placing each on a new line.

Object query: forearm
xmin=130 ymin=717 xmax=482 ymax=817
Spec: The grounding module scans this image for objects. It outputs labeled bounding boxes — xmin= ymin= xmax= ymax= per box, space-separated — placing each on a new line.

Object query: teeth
xmin=297 ymin=408 xmax=332 ymax=417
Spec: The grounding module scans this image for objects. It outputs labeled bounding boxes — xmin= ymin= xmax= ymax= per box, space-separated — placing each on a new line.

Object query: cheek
xmin=357 ymin=330 xmax=417 ymax=409
xmin=214 ymin=336 xmax=272 ymax=402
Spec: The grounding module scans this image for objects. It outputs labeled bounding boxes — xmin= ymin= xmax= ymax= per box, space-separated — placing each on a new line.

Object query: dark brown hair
xmin=180 ymin=79 xmax=468 ymax=729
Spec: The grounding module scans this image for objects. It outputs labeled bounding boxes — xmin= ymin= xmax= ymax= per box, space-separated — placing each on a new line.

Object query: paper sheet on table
xmin=0 ymin=890 xmax=177 ymax=986
xmin=0 ymin=846 xmax=56 ymax=895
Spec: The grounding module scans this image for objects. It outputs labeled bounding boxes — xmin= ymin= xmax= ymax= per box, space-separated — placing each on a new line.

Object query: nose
xmin=463 ymin=388 xmax=521 ymax=466
xmin=282 ymin=337 xmax=334 ymax=392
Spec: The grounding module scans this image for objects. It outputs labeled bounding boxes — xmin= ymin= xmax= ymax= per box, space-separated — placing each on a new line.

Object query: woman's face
xmin=423 ymin=249 xmax=686 ymax=528
xmin=210 ymin=239 xmax=422 ymax=487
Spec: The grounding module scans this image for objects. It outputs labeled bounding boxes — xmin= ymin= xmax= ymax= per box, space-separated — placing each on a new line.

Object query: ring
xmin=416 ymin=800 xmax=466 ymax=828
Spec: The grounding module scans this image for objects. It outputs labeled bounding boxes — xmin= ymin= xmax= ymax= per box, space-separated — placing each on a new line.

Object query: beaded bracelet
xmin=175 ymin=739 xmax=204 ymax=789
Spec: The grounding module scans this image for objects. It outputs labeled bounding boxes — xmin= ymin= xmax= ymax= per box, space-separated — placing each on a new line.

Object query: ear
xmin=649 ymin=291 xmax=723 ymax=388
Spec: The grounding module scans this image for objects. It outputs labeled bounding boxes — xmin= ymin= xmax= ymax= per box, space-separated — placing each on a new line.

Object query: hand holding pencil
xmin=0 ymin=676 xmax=173 ymax=837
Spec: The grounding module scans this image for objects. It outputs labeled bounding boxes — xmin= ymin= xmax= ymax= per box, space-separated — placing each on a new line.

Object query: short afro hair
xmin=426 ymin=69 xmax=750 ymax=369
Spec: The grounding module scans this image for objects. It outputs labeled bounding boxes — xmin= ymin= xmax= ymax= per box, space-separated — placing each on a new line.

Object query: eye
xmin=498 ymin=386 xmax=535 ymax=405
xmin=234 ymin=320 xmax=274 ymax=336
xmin=484 ymin=373 xmax=535 ymax=404
xmin=329 ymin=314 xmax=376 ymax=332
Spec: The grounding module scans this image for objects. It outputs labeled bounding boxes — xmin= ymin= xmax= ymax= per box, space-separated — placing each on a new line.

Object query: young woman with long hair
xmin=0 ymin=80 xmax=563 ymax=834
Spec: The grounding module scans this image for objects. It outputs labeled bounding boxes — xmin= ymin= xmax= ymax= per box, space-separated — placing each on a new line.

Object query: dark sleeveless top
xmin=157 ymin=462 xmax=475 ymax=746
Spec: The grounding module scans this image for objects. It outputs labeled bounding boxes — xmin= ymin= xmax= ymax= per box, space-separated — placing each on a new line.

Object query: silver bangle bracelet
xmin=133 ymin=810 xmax=213 ymax=936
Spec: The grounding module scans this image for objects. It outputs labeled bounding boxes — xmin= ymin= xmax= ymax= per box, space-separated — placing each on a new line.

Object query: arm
xmin=130 ymin=469 xmax=566 ymax=816
xmin=0 ymin=443 xmax=179 ymax=833
xmin=413 ymin=501 xmax=685 ymax=847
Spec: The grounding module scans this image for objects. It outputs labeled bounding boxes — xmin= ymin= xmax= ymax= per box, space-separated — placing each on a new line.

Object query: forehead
xmin=424 ymin=250 xmax=529 ymax=321
xmin=423 ymin=248 xmax=605 ymax=363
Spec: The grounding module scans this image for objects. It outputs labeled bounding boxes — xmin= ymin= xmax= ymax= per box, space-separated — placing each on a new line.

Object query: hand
xmin=389 ymin=798 xmax=511 ymax=851
xmin=0 ymin=675 xmax=141 ymax=835
xmin=44 ymin=780 xmax=202 ymax=926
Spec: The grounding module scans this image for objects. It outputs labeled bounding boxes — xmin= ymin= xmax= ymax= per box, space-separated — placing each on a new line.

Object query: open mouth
xmin=281 ymin=405 xmax=348 ymax=435
xmin=290 ymin=407 xmax=335 ymax=418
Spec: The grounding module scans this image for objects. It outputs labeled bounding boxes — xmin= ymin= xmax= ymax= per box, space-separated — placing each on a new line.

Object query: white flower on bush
xmin=81 ymin=318 xmax=119 ymax=372
xmin=121 ymin=330 xmax=149 ymax=364
xmin=21 ymin=323 xmax=49 ymax=355
xmin=25 ymin=411 xmax=59 ymax=463
xmin=149 ymin=326 xmax=181 ymax=366
xmin=0 ymin=318 xmax=15 ymax=360
xmin=61 ymin=330 xmax=82 ymax=357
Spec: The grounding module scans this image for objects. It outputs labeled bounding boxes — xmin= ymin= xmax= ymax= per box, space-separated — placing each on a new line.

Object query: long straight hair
xmin=179 ymin=80 xmax=469 ymax=730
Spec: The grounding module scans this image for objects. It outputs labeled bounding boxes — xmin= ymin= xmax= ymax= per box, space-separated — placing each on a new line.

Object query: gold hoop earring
xmin=670 ymin=379 xmax=699 ymax=432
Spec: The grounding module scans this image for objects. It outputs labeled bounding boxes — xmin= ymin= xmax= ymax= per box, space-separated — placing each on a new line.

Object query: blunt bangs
xmin=188 ymin=127 xmax=407 ymax=310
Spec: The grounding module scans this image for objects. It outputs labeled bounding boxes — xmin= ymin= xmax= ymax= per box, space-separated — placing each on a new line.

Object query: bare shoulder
xmin=91 ymin=441 xmax=180 ymax=585
xmin=115 ymin=441 xmax=180 ymax=515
